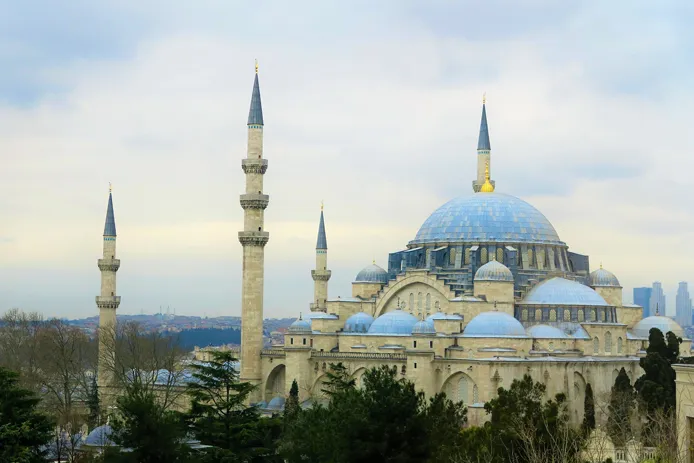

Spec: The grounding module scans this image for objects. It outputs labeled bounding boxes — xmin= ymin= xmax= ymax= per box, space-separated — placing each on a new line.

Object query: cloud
xmin=1 ymin=2 xmax=693 ymax=318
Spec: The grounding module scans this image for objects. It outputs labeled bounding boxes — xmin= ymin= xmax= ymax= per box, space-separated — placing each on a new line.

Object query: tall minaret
xmin=239 ymin=61 xmax=268 ymax=394
xmin=310 ymin=204 xmax=331 ymax=312
xmin=472 ymin=95 xmax=495 ymax=193
xmin=96 ymin=185 xmax=120 ymax=388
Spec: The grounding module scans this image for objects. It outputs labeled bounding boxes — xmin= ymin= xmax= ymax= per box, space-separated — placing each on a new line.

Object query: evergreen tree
xmin=607 ymin=368 xmax=634 ymax=446
xmin=284 ymin=379 xmax=300 ymax=425
xmin=0 ymin=367 xmax=53 ymax=463
xmin=86 ymin=374 xmax=101 ymax=429
xmin=185 ymin=350 xmax=281 ymax=462
xmin=582 ymin=383 xmax=596 ymax=435
xmin=107 ymin=383 xmax=191 ymax=463
xmin=321 ymin=362 xmax=355 ymax=396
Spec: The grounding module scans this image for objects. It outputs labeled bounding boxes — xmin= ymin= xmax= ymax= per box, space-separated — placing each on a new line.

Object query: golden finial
xmin=255 ymin=59 xmax=258 ymax=74
xmin=480 ymin=161 xmax=495 ymax=192
xmin=372 ymin=258 xmax=376 ymax=265
xmin=109 ymin=182 xmax=112 ymax=193
xmin=600 ymin=262 xmax=603 ymax=269
xmin=321 ymin=200 xmax=324 ymax=212
xmin=482 ymin=92 xmax=486 ymax=105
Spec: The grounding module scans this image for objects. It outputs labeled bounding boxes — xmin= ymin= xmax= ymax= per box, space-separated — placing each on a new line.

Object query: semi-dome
xmin=288 ymin=317 xmax=312 ymax=334
xmin=475 ymin=260 xmax=514 ymax=282
xmin=527 ymin=324 xmax=568 ymax=339
xmin=410 ymin=193 xmax=564 ymax=246
xmin=344 ymin=312 xmax=375 ymax=333
xmin=412 ymin=319 xmax=436 ymax=336
xmin=368 ymin=310 xmax=418 ymax=335
xmin=426 ymin=312 xmax=464 ymax=321
xmin=267 ymin=396 xmax=286 ymax=410
xmin=83 ymin=424 xmax=115 ymax=447
xmin=589 ymin=268 xmax=621 ymax=287
xmin=463 ymin=311 xmax=527 ymax=337
xmin=521 ymin=277 xmax=609 ymax=307
xmin=354 ymin=264 xmax=389 ymax=284
xmin=632 ymin=316 xmax=684 ymax=338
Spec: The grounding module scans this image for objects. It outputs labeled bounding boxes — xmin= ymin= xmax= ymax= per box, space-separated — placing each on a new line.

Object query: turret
xmin=472 ymin=96 xmax=495 ymax=193
xmin=311 ymin=204 xmax=331 ymax=311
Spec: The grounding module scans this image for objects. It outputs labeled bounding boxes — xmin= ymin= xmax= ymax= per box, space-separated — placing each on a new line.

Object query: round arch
xmin=441 ymin=371 xmax=478 ymax=405
xmin=374 ymin=273 xmax=454 ymax=317
xmin=264 ymin=364 xmax=286 ymax=402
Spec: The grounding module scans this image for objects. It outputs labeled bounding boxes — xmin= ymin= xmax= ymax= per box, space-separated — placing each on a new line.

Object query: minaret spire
xmin=96 ymin=186 xmax=121 ymax=390
xmin=239 ymin=63 xmax=269 ymax=401
xmin=472 ymin=95 xmax=495 ymax=192
xmin=311 ymin=204 xmax=331 ymax=311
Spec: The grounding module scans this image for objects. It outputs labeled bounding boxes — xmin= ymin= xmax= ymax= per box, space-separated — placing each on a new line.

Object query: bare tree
xmin=0 ymin=308 xmax=45 ymax=391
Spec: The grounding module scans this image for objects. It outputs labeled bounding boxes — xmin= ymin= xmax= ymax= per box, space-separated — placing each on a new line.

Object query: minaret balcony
xmin=311 ymin=269 xmax=332 ymax=281
xmin=242 ymin=159 xmax=268 ymax=175
xmin=240 ymin=194 xmax=269 ymax=210
xmin=98 ymin=259 xmax=121 ymax=272
xmin=238 ymin=231 xmax=269 ymax=247
xmin=96 ymin=296 xmax=121 ymax=309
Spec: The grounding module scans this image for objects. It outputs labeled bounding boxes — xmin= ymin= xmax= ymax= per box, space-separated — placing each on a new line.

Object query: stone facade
xmin=97 ymin=193 xmax=119 ymax=389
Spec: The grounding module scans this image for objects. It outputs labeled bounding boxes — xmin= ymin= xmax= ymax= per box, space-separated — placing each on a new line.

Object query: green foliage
xmin=607 ymin=367 xmax=634 ymax=446
xmin=582 ymin=382 xmax=596 ymax=435
xmin=86 ymin=374 xmax=101 ymax=429
xmin=107 ymin=384 xmax=191 ymax=463
xmin=283 ymin=379 xmax=300 ymax=427
xmin=480 ymin=374 xmax=582 ymax=463
xmin=185 ymin=350 xmax=281 ymax=462
xmin=0 ymin=367 xmax=53 ymax=463
xmin=281 ymin=364 xmax=467 ymax=463
xmin=320 ymin=362 xmax=355 ymax=396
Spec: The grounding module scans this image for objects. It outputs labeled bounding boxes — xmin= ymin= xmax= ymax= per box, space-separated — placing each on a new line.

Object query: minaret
xmin=96 ymin=185 xmax=120 ymax=388
xmin=238 ymin=61 xmax=268 ymax=395
xmin=310 ymin=204 xmax=331 ymax=312
xmin=472 ymin=95 xmax=495 ymax=193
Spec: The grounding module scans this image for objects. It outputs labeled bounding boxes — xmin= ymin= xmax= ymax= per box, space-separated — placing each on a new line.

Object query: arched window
xmin=535 ymin=309 xmax=542 ymax=321
xmin=472 ymin=384 xmax=479 ymax=403
xmin=527 ymin=248 xmax=534 ymax=267
xmin=549 ymin=342 xmax=555 ymax=351
xmin=522 ymin=309 xmax=528 ymax=321
xmin=550 ymin=309 xmax=557 ymax=322
xmin=537 ymin=248 xmax=545 ymax=267
xmin=578 ymin=309 xmax=585 ymax=322
xmin=417 ymin=292 xmax=423 ymax=310
xmin=409 ymin=293 xmax=414 ymax=311
xmin=425 ymin=293 xmax=431 ymax=312
xmin=464 ymin=248 xmax=471 ymax=265
xmin=458 ymin=376 xmax=469 ymax=404
xmin=496 ymin=247 xmax=504 ymax=263
xmin=617 ymin=337 xmax=623 ymax=354
xmin=480 ymin=248 xmax=488 ymax=264
xmin=605 ymin=331 xmax=612 ymax=353
xmin=450 ymin=248 xmax=456 ymax=266
xmin=593 ymin=337 xmax=600 ymax=354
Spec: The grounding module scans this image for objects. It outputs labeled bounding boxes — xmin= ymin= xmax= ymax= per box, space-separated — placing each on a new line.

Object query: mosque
xmin=95 ymin=67 xmax=691 ymax=425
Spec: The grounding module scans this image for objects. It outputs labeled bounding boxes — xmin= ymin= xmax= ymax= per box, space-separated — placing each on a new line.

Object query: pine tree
xmin=86 ymin=374 xmax=101 ymax=429
xmin=284 ymin=379 xmax=300 ymax=423
xmin=0 ymin=367 xmax=54 ymax=463
xmin=607 ymin=368 xmax=634 ymax=446
xmin=321 ymin=362 xmax=355 ymax=396
xmin=582 ymin=383 xmax=596 ymax=435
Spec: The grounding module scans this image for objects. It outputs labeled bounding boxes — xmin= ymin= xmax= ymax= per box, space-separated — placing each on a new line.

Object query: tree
xmin=185 ymin=350 xmax=281 ymax=462
xmin=87 ymin=374 xmax=101 ymax=429
xmin=284 ymin=379 xmax=300 ymax=425
xmin=607 ymin=367 xmax=634 ymax=447
xmin=0 ymin=367 xmax=53 ymax=463
xmin=320 ymin=362 xmax=355 ymax=396
xmin=582 ymin=382 xmax=596 ymax=435
xmin=107 ymin=383 xmax=191 ymax=463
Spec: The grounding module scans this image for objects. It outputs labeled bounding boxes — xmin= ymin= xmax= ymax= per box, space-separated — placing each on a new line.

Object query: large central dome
xmin=410 ymin=193 xmax=564 ymax=246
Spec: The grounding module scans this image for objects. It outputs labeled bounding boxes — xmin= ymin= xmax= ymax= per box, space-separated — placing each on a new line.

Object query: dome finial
xmin=482 ymin=92 xmax=486 ymax=105
xmin=321 ymin=200 xmax=324 ymax=211
xmin=109 ymin=182 xmax=112 ymax=193
xmin=480 ymin=161 xmax=495 ymax=192
xmin=255 ymin=59 xmax=259 ymax=74
xmin=600 ymin=262 xmax=603 ymax=269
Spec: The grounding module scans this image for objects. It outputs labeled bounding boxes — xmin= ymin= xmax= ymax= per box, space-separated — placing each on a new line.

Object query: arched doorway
xmin=265 ymin=364 xmax=286 ymax=402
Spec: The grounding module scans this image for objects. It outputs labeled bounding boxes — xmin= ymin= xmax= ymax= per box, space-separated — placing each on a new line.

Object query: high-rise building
xmin=634 ymin=287 xmax=653 ymax=318
xmin=650 ymin=281 xmax=666 ymax=316
xmin=676 ymin=282 xmax=692 ymax=327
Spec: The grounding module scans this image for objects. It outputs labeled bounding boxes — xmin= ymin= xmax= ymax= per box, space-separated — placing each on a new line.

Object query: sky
xmin=1 ymin=0 xmax=693 ymax=319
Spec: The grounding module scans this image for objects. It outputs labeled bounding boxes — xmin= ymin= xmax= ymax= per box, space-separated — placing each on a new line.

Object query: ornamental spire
xmin=477 ymin=95 xmax=491 ymax=151
xmin=316 ymin=205 xmax=327 ymax=250
xmin=480 ymin=161 xmax=495 ymax=192
xmin=247 ymin=62 xmax=264 ymax=126
xmin=103 ymin=187 xmax=117 ymax=236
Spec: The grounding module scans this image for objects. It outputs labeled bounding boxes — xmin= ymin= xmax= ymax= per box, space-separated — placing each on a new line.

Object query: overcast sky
xmin=2 ymin=1 xmax=693 ymax=319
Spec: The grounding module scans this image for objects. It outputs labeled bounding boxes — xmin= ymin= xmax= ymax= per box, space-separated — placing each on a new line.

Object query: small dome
xmin=475 ymin=260 xmax=514 ymax=282
xmin=303 ymin=311 xmax=339 ymax=320
xmin=412 ymin=319 xmax=436 ymax=336
xmin=354 ymin=264 xmax=389 ymax=284
xmin=344 ymin=312 xmax=375 ymax=333
xmin=254 ymin=400 xmax=268 ymax=409
xmin=522 ymin=277 xmax=609 ymax=307
xmin=84 ymin=424 xmax=115 ymax=447
xmin=589 ymin=268 xmax=621 ymax=287
xmin=368 ymin=310 xmax=418 ymax=335
xmin=527 ymin=324 xmax=568 ymax=339
xmin=288 ymin=317 xmax=312 ymax=334
xmin=632 ymin=316 xmax=684 ymax=338
xmin=426 ymin=312 xmax=464 ymax=321
xmin=463 ymin=311 xmax=526 ymax=337
xmin=267 ymin=396 xmax=286 ymax=410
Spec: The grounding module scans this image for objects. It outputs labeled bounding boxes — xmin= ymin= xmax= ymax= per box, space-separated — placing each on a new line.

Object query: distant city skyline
xmin=2 ymin=2 xmax=694 ymax=319
xmin=676 ymin=282 xmax=692 ymax=327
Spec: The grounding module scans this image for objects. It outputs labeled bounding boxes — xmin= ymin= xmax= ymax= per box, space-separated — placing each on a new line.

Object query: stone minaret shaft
xmin=97 ymin=189 xmax=120 ymax=388
xmin=239 ymin=67 xmax=268 ymax=390
xmin=472 ymin=97 xmax=495 ymax=193
xmin=311 ymin=207 xmax=331 ymax=311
